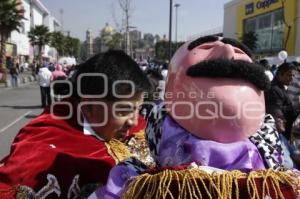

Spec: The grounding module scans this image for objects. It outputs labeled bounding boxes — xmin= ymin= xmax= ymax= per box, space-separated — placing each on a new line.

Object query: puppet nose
xmin=212 ymin=43 xmax=236 ymax=60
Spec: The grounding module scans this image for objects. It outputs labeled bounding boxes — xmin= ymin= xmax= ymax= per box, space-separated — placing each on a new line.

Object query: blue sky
xmin=41 ymin=0 xmax=230 ymax=41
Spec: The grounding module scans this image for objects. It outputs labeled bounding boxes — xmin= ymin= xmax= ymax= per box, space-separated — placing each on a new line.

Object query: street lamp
xmin=168 ymin=0 xmax=173 ymax=62
xmin=174 ymin=3 xmax=180 ymax=49
xmin=128 ymin=26 xmax=137 ymax=58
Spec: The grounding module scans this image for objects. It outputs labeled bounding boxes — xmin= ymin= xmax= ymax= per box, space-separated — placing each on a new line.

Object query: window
xmin=244 ymin=9 xmax=284 ymax=53
xmin=258 ymin=14 xmax=271 ymax=29
xmin=20 ymin=22 xmax=25 ymax=34
xmin=272 ymin=9 xmax=284 ymax=50
xmin=245 ymin=18 xmax=256 ymax=33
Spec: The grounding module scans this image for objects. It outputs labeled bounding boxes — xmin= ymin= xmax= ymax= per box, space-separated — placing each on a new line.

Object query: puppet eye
xmin=198 ymin=44 xmax=214 ymax=50
xmin=234 ymin=47 xmax=245 ymax=54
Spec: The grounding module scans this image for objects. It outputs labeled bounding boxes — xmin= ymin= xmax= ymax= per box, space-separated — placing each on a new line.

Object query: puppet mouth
xmin=186 ymin=59 xmax=270 ymax=91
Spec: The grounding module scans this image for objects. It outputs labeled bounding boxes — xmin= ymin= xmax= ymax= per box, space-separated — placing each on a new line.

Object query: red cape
xmin=0 ymin=103 xmax=116 ymax=198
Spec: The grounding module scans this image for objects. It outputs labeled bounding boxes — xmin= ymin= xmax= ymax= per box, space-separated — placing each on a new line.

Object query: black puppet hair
xmin=187 ymin=36 xmax=252 ymax=58
xmin=187 ymin=35 xmax=219 ymax=51
xmin=72 ymin=50 xmax=151 ymax=100
xmin=186 ymin=59 xmax=270 ymax=91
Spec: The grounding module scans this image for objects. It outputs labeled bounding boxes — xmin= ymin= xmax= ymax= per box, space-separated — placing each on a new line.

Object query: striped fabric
xmin=287 ymin=72 xmax=300 ymax=108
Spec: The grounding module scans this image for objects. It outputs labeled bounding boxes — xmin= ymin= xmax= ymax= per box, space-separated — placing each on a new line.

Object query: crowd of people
xmin=1 ymin=36 xmax=300 ymax=198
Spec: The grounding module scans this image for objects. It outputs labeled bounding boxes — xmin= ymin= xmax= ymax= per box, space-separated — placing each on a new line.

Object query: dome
xmin=102 ymin=23 xmax=114 ymax=35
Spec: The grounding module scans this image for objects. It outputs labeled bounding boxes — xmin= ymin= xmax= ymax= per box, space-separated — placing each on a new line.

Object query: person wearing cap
xmin=90 ymin=37 xmax=300 ymax=199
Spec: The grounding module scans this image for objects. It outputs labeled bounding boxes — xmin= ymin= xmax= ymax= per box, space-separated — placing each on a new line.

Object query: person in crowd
xmin=271 ymin=64 xmax=278 ymax=75
xmin=30 ymin=61 xmax=37 ymax=77
xmin=265 ymin=62 xmax=299 ymax=168
xmin=0 ymin=67 xmax=5 ymax=81
xmin=0 ymin=50 xmax=151 ymax=198
xmin=23 ymin=61 xmax=29 ymax=71
xmin=265 ymin=62 xmax=298 ymax=141
xmin=51 ymin=64 xmax=68 ymax=102
xmin=139 ymin=69 xmax=164 ymax=119
xmin=259 ymin=59 xmax=273 ymax=81
xmin=16 ymin=61 xmax=21 ymax=73
xmin=37 ymin=64 xmax=52 ymax=107
xmin=287 ymin=61 xmax=300 ymax=112
xmin=48 ymin=62 xmax=56 ymax=72
xmin=6 ymin=57 xmax=14 ymax=69
xmin=9 ymin=66 xmax=19 ymax=87
xmin=289 ymin=115 xmax=300 ymax=168
xmin=35 ymin=63 xmax=40 ymax=75
xmin=51 ymin=64 xmax=67 ymax=81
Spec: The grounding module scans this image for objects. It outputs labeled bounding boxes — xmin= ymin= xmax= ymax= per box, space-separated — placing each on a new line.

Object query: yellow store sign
xmin=237 ymin=0 xmax=298 ymax=55
xmin=241 ymin=0 xmax=282 ymax=18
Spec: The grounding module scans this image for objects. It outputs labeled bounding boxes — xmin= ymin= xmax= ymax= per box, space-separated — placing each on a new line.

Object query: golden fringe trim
xmin=132 ymin=130 xmax=145 ymax=140
xmin=105 ymin=139 xmax=132 ymax=164
xmin=122 ymin=169 xmax=300 ymax=199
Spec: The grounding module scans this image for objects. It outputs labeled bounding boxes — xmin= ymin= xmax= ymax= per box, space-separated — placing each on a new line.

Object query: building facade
xmin=86 ymin=29 xmax=94 ymax=58
xmin=224 ymin=0 xmax=300 ymax=56
xmin=7 ymin=0 xmax=61 ymax=66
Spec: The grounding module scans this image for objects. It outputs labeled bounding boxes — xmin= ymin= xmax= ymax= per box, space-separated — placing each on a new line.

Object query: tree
xmin=143 ymin=33 xmax=155 ymax=47
xmin=50 ymin=31 xmax=65 ymax=56
xmin=68 ymin=37 xmax=80 ymax=59
xmin=80 ymin=41 xmax=88 ymax=62
xmin=241 ymin=31 xmax=257 ymax=51
xmin=155 ymin=41 xmax=184 ymax=61
xmin=50 ymin=32 xmax=81 ymax=59
xmin=0 ymin=0 xmax=24 ymax=71
xmin=155 ymin=41 xmax=169 ymax=61
xmin=107 ymin=32 xmax=123 ymax=50
xmin=28 ymin=25 xmax=51 ymax=64
xmin=154 ymin=34 xmax=161 ymax=43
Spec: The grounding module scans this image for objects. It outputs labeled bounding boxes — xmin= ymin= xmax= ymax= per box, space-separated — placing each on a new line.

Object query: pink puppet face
xmin=165 ymin=36 xmax=269 ymax=143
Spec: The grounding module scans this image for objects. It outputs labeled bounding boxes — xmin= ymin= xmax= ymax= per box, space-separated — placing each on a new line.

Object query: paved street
xmin=0 ymin=83 xmax=43 ymax=159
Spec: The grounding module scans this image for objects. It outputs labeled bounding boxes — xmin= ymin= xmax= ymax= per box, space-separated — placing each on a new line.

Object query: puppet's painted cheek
xmin=166 ymin=77 xmax=265 ymax=143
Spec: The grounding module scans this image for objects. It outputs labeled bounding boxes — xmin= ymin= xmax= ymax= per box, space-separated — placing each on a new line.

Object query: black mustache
xmin=186 ymin=59 xmax=270 ymax=91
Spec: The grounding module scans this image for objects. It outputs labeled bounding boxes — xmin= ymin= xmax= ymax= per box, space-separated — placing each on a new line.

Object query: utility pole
xmin=174 ymin=3 xmax=180 ymax=49
xmin=168 ymin=0 xmax=173 ymax=62
xmin=126 ymin=13 xmax=130 ymax=56
xmin=118 ymin=0 xmax=132 ymax=56
xmin=59 ymin=9 xmax=64 ymax=32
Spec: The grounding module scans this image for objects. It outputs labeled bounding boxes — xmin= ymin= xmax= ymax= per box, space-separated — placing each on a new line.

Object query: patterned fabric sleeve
xmin=249 ymin=114 xmax=284 ymax=170
xmin=145 ymin=103 xmax=167 ymax=165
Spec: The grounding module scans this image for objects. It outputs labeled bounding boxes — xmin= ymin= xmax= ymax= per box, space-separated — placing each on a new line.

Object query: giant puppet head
xmin=165 ymin=36 xmax=270 ymax=143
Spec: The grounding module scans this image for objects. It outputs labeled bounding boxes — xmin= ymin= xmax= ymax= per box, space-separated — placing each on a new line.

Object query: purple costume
xmin=89 ymin=105 xmax=284 ymax=199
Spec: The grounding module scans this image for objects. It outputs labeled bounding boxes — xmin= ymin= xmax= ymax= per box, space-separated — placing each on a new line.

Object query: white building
xmin=43 ymin=15 xmax=61 ymax=62
xmin=8 ymin=0 xmax=61 ymax=65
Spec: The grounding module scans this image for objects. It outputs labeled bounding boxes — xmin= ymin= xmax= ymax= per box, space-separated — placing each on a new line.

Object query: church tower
xmin=86 ymin=29 xmax=94 ymax=58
